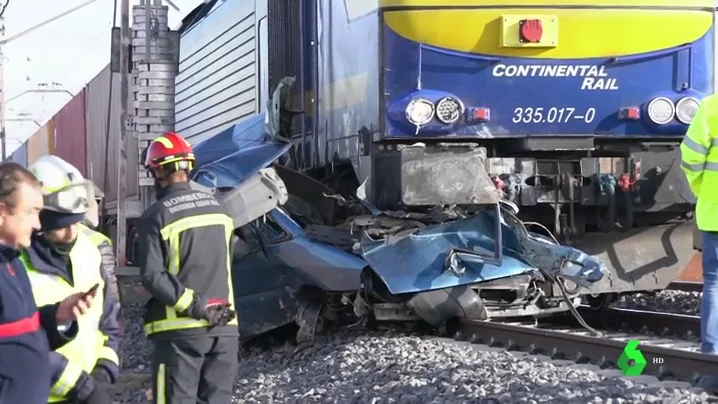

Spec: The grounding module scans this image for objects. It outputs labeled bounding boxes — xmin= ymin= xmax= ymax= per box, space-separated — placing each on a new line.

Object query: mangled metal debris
xmin=188 ymin=97 xmax=609 ymax=343
xmin=341 ymin=191 xmax=607 ymax=328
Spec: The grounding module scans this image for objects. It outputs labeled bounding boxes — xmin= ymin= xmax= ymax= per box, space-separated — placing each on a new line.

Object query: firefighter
xmin=81 ymin=183 xmax=122 ymax=326
xmin=137 ymin=131 xmax=238 ymax=404
xmin=25 ymin=155 xmax=122 ymax=404
xmin=0 ymin=161 xmax=94 ymax=404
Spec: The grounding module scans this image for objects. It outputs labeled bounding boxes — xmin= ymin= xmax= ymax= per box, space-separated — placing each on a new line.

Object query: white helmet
xmin=84 ymin=183 xmax=105 ymax=228
xmin=28 ymin=155 xmax=94 ymax=214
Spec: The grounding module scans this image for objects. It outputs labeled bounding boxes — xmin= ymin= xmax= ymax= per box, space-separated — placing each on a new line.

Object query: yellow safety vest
xmin=21 ymin=233 xmax=113 ymax=403
xmin=79 ymin=224 xmax=112 ymax=247
xmin=143 ymin=213 xmax=238 ymax=336
xmin=78 ymin=223 xmax=123 ymax=331
xmin=681 ymin=94 xmax=718 ymax=231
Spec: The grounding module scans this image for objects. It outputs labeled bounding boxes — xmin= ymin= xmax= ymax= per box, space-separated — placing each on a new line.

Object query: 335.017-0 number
xmin=512 ymin=107 xmax=596 ymax=124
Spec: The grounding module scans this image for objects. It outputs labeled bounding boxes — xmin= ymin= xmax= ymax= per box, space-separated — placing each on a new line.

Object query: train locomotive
xmin=176 ymin=0 xmax=708 ymax=340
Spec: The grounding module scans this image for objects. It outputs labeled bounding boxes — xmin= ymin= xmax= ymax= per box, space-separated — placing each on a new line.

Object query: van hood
xmin=191 ymin=113 xmax=291 ymax=189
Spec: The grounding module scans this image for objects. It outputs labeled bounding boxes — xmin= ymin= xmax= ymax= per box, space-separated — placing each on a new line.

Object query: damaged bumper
xmin=360 ymin=203 xmax=607 ymax=299
xmin=360 ymin=209 xmax=529 ymax=295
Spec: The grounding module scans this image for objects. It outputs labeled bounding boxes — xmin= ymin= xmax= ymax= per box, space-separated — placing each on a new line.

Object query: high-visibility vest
xmin=78 ymin=224 xmax=124 ymax=332
xmin=79 ymin=224 xmax=112 ymax=247
xmin=681 ymin=94 xmax=718 ymax=232
xmin=20 ymin=233 xmax=112 ymax=403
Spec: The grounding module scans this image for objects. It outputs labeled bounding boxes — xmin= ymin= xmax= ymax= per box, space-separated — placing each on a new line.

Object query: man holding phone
xmin=0 ymin=162 xmax=95 ymax=404
xmin=23 ymin=155 xmax=122 ymax=404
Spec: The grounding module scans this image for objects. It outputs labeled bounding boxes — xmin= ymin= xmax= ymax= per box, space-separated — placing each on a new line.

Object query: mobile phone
xmin=82 ymin=283 xmax=100 ymax=300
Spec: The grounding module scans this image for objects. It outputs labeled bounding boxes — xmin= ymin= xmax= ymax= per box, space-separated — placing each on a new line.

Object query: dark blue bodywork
xmin=193 ymin=114 xmax=291 ymax=188
xmin=248 ymin=0 xmax=712 ymax=170
xmin=383 ymin=29 xmax=712 ymax=138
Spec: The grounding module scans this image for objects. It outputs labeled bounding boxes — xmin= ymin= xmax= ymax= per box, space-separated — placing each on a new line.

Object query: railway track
xmin=114 ymin=273 xmax=715 ymax=399
xmin=116 ymin=273 xmax=713 ymax=384
xmin=667 ymin=281 xmax=703 ymax=293
xmin=455 ymin=307 xmax=712 ymax=385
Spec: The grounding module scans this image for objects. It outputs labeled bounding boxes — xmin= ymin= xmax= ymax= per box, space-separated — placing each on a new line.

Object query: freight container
xmin=10 ymin=143 xmax=27 ymax=166
xmin=27 ymin=121 xmax=55 ymax=163
xmin=85 ymin=66 xmax=140 ymax=204
xmin=53 ymin=89 xmax=88 ymax=176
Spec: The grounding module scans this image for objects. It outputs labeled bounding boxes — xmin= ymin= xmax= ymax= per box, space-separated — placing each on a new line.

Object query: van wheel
xmin=295 ymin=300 xmax=326 ymax=345
xmin=584 ymin=293 xmax=618 ymax=310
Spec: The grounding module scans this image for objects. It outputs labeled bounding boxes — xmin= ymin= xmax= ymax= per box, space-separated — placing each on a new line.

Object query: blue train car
xmin=177 ymin=0 xmax=713 ymax=318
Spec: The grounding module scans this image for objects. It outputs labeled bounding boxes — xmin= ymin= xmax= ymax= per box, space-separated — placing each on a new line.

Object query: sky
xmin=3 ymin=0 xmax=203 ymax=154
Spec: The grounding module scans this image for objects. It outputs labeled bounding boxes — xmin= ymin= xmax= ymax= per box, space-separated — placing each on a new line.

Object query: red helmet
xmin=144 ymin=131 xmax=196 ymax=172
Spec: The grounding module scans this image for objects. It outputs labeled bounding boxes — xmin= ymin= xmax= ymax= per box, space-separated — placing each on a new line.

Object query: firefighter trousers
xmin=151 ymin=336 xmax=239 ymax=404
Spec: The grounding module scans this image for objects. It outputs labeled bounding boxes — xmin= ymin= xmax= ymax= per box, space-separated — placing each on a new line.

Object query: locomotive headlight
xmin=435 ymin=97 xmax=463 ymax=124
xmin=405 ymin=98 xmax=435 ymax=126
xmin=646 ymin=97 xmax=675 ymax=125
xmin=675 ymin=97 xmax=700 ymax=124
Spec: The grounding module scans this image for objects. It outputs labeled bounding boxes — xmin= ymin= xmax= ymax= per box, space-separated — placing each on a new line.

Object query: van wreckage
xmin=188 ymin=84 xmax=608 ymax=343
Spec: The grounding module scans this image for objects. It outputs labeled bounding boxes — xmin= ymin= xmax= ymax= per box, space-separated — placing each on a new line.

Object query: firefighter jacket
xmin=137 ymin=182 xmax=238 ymax=340
xmin=22 ymin=233 xmax=122 ymax=403
xmin=0 ymin=244 xmax=79 ymax=404
xmin=79 ymin=224 xmax=122 ymax=324
xmin=681 ymin=94 xmax=718 ymax=231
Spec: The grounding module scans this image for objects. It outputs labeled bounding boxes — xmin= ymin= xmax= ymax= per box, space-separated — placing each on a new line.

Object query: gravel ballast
xmin=613 ymin=290 xmax=702 ymax=316
xmin=119 ymin=302 xmax=153 ymax=370
xmin=113 ymin=301 xmax=153 ymax=403
xmin=229 ymin=329 xmax=712 ymax=404
xmin=113 ymin=304 xmax=713 ymax=403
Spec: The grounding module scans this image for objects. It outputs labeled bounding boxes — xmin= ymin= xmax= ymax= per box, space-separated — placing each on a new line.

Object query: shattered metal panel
xmin=191 ymin=113 xmax=293 ymax=188
xmin=360 ymin=205 xmax=607 ymax=295
xmin=265 ymin=237 xmax=367 ymax=291
xmin=360 ymin=213 xmax=536 ymax=295
xmin=217 ymin=168 xmax=289 ymax=229
xmin=261 ymin=209 xmax=367 ymax=292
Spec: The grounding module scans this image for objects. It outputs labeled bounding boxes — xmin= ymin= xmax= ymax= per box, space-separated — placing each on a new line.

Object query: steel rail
xmin=667 ymin=281 xmax=703 ymax=293
xmin=577 ymin=306 xmax=700 ymax=338
xmin=456 ymin=320 xmax=712 ymax=383
xmin=457 ymin=310 xmax=712 ymax=383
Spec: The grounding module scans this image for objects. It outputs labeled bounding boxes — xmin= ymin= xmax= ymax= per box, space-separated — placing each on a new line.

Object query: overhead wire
xmin=55 ymin=18 xmax=114 ymax=86
xmin=0 ymin=0 xmax=9 ymax=18
xmin=17 ymin=26 xmax=108 ymax=114
xmin=0 ymin=0 xmax=99 ymax=147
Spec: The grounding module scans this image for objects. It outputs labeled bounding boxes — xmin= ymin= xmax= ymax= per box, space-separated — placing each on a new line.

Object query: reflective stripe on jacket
xmin=137 ymin=182 xmax=238 ymax=339
xmin=79 ymin=224 xmax=122 ymax=333
xmin=0 ymin=244 xmax=79 ymax=404
xmin=681 ymin=94 xmax=718 ymax=231
xmin=21 ymin=233 xmax=118 ymax=402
